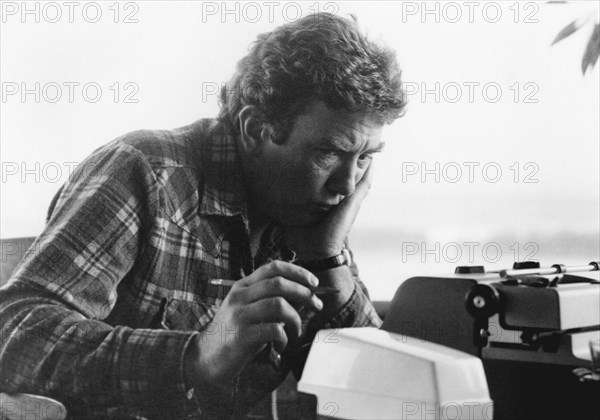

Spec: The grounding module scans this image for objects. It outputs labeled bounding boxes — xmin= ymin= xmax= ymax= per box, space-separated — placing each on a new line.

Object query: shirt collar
xmin=196 ymin=120 xmax=248 ymax=220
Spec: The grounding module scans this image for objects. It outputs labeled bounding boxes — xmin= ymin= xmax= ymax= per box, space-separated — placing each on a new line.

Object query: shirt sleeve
xmin=317 ymin=243 xmax=383 ymax=330
xmin=0 ymin=141 xmax=199 ymax=418
xmin=281 ymin=242 xmax=382 ymax=380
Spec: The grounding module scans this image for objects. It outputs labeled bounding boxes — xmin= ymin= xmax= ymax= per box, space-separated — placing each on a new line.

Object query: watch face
xmin=341 ymin=248 xmax=352 ymax=266
xmin=333 ymin=254 xmax=344 ymax=266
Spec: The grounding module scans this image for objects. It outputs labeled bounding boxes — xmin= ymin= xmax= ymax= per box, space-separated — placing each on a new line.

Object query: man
xmin=0 ymin=12 xmax=405 ymax=419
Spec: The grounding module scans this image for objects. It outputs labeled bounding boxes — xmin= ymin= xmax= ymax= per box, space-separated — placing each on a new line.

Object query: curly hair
xmin=218 ymin=13 xmax=406 ymax=143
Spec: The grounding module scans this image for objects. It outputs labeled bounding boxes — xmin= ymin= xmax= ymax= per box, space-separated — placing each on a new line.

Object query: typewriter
xmin=298 ymin=261 xmax=599 ymax=420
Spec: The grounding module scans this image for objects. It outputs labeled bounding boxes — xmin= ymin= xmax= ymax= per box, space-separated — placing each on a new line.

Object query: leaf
xmin=552 ymin=19 xmax=584 ymax=45
xmin=582 ymin=23 xmax=600 ymax=74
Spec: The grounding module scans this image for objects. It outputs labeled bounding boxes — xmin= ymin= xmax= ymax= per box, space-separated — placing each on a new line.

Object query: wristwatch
xmin=298 ymin=248 xmax=352 ymax=272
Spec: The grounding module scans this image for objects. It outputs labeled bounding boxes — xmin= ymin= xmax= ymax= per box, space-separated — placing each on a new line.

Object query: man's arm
xmin=275 ymin=248 xmax=381 ymax=381
xmin=311 ymin=247 xmax=382 ymax=329
xmin=281 ymin=163 xmax=382 ymax=378
xmin=284 ymin=162 xmax=381 ymax=326
xmin=0 ymin=142 xmax=199 ymax=417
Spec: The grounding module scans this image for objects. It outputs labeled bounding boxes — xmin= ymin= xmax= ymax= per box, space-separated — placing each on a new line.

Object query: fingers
xmin=244 ymin=276 xmax=323 ymax=310
xmin=359 ymin=160 xmax=374 ymax=191
xmin=215 ymin=260 xmax=322 ymax=356
xmin=239 ymin=260 xmax=318 ymax=288
xmin=325 ymin=161 xmax=374 ymax=235
xmin=346 ymin=160 xmax=374 ymax=204
xmin=269 ymin=323 xmax=288 ymax=354
xmin=244 ymin=297 xmax=303 ymax=339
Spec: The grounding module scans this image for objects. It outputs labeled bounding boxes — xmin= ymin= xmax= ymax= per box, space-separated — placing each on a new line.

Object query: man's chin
xmin=279 ymin=211 xmax=327 ymax=227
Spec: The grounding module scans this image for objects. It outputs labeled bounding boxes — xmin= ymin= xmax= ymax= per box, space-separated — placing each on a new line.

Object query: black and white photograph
xmin=1 ymin=1 xmax=599 ymax=419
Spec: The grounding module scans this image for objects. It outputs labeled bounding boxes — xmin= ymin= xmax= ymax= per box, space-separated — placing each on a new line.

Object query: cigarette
xmin=309 ymin=286 xmax=340 ymax=296
xmin=208 ymin=279 xmax=236 ymax=287
xmin=208 ymin=279 xmax=340 ymax=295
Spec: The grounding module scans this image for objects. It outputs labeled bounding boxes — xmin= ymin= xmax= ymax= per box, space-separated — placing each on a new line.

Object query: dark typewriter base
xmin=484 ymin=359 xmax=599 ymax=420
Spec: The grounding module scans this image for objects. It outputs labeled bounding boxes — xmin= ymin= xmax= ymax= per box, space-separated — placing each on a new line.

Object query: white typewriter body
xmin=298 ymin=262 xmax=599 ymax=420
xmin=298 ymin=328 xmax=492 ymax=420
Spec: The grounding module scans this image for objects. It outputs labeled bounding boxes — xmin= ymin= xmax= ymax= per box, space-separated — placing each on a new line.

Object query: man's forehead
xmin=319 ymin=134 xmax=385 ymax=153
xmin=294 ymin=100 xmax=384 ymax=147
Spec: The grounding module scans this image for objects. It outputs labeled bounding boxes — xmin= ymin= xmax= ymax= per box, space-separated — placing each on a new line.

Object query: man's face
xmin=246 ymin=100 xmax=384 ymax=226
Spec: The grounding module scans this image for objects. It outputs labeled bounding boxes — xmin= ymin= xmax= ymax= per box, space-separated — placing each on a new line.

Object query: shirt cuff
xmin=321 ymin=285 xmax=383 ymax=330
xmin=116 ymin=328 xmax=202 ymax=418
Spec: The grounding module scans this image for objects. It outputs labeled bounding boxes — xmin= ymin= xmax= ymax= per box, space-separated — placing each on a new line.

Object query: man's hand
xmin=283 ymin=163 xmax=374 ymax=315
xmin=184 ymin=261 xmax=323 ymax=399
xmin=284 ymin=162 xmax=374 ymax=260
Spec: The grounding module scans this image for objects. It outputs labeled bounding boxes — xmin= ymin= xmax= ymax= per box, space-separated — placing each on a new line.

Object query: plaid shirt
xmin=0 ymin=119 xmax=381 ymax=419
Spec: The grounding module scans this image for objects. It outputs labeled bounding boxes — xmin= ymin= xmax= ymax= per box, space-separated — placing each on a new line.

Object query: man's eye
xmin=320 ymin=149 xmax=338 ymax=157
xmin=357 ymin=153 xmax=373 ymax=167
xmin=315 ymin=149 xmax=339 ymax=164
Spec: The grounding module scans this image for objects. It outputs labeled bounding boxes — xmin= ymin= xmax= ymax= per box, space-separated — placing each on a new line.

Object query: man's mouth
xmin=309 ymin=203 xmax=334 ymax=213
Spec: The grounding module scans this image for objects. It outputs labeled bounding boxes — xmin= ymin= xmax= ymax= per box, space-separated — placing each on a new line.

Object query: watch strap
xmin=298 ymin=248 xmax=352 ymax=272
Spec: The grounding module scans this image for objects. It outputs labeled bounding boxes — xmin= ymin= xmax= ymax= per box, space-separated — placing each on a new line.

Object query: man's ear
xmin=238 ymin=105 xmax=271 ymax=153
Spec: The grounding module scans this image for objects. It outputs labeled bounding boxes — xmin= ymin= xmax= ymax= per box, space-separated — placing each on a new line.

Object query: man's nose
xmin=327 ymin=161 xmax=358 ymax=197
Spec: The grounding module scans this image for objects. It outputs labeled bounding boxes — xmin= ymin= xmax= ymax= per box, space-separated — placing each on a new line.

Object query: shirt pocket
xmin=160 ymin=297 xmax=217 ymax=332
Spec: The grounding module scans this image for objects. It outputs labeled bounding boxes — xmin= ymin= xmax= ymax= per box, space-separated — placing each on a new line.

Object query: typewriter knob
xmin=512 ymin=261 xmax=540 ymax=270
xmin=455 ymin=265 xmax=485 ymax=274
xmin=465 ymin=284 xmax=501 ymax=318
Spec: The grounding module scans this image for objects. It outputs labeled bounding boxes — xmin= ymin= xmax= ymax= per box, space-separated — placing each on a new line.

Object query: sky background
xmin=1 ymin=1 xmax=599 ymax=299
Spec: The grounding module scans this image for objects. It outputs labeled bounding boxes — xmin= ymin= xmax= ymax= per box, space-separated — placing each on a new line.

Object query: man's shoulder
xmin=112 ymin=119 xmax=217 ymax=170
